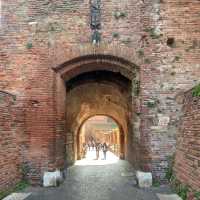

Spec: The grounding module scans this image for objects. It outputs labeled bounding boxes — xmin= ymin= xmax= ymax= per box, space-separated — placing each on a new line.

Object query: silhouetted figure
xmin=95 ymin=141 xmax=101 ymax=160
xmin=92 ymin=140 xmax=95 ymax=150
xmin=88 ymin=141 xmax=91 ymax=151
xmin=102 ymin=142 xmax=108 ymax=160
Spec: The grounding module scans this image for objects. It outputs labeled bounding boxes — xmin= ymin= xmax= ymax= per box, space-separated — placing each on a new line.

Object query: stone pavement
xmin=13 ymin=151 xmax=174 ymax=200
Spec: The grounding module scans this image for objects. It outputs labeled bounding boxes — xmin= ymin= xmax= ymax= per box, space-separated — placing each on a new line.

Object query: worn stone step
xmin=157 ymin=194 xmax=182 ymax=200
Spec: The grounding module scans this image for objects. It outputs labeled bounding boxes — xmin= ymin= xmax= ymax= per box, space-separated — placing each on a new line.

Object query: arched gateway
xmin=1 ymin=0 xmax=199 ymax=195
xmin=53 ymin=54 xmax=138 ymax=81
xmin=52 ymin=54 xmax=141 ymax=171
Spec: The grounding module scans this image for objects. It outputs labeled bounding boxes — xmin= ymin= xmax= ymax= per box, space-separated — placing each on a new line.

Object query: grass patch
xmin=171 ymin=179 xmax=189 ymax=200
xmin=177 ymin=185 xmax=189 ymax=200
xmin=121 ymin=37 xmax=131 ymax=44
xmin=165 ymin=155 xmax=189 ymax=200
xmin=192 ymin=84 xmax=200 ymax=97
xmin=132 ymin=80 xmax=140 ymax=96
xmin=173 ymin=56 xmax=180 ymax=62
xmin=112 ymin=32 xmax=119 ymax=38
xmin=153 ymin=180 xmax=160 ymax=187
xmin=137 ymin=49 xmax=144 ymax=57
xmin=0 ymin=181 xmax=29 ymax=200
xmin=114 ymin=11 xmax=127 ymax=19
xmin=194 ymin=191 xmax=200 ymax=200
xmin=165 ymin=155 xmax=175 ymax=182
xmin=26 ymin=42 xmax=33 ymax=49
xmin=145 ymin=28 xmax=162 ymax=39
xmin=165 ymin=155 xmax=200 ymax=200
xmin=147 ymin=100 xmax=156 ymax=108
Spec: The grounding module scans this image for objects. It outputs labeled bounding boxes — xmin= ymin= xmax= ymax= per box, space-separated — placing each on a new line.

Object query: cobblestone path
xmin=24 ymin=151 xmax=172 ymax=200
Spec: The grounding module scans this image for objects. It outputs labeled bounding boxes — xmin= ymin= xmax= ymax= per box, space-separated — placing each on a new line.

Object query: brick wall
xmin=0 ymin=91 xmax=21 ymax=191
xmin=174 ymin=90 xmax=200 ymax=191
xmin=0 ymin=0 xmax=199 ymax=185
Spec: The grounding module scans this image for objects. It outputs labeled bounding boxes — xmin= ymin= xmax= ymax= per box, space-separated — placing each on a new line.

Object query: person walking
xmin=95 ymin=141 xmax=101 ymax=160
xmin=92 ymin=140 xmax=95 ymax=150
xmin=102 ymin=142 xmax=108 ymax=160
xmin=88 ymin=141 xmax=91 ymax=151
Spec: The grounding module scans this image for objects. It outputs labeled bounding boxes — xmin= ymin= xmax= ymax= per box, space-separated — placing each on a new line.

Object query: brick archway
xmin=53 ymin=54 xmax=138 ymax=81
xmin=53 ymin=54 xmax=140 ymax=168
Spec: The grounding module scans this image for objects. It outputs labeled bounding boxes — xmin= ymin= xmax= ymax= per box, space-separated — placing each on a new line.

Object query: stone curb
xmin=2 ymin=193 xmax=31 ymax=200
xmin=157 ymin=193 xmax=182 ymax=200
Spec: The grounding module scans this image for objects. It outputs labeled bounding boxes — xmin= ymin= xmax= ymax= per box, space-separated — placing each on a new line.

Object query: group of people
xmin=82 ymin=140 xmax=109 ymax=160
xmin=95 ymin=141 xmax=109 ymax=160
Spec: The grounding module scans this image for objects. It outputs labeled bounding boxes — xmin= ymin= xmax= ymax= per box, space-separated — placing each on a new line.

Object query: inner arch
xmin=77 ymin=115 xmax=124 ymax=162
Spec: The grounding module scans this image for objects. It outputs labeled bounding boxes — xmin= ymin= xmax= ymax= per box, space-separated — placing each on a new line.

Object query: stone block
xmin=157 ymin=194 xmax=182 ymax=200
xmin=43 ymin=170 xmax=63 ymax=187
xmin=3 ymin=193 xmax=31 ymax=200
xmin=136 ymin=171 xmax=152 ymax=188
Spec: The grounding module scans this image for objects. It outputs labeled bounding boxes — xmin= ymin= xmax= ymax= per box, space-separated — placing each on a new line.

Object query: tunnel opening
xmin=75 ymin=115 xmax=124 ymax=165
xmin=53 ymin=55 xmax=141 ymax=170
xmin=64 ymin=70 xmax=133 ymax=165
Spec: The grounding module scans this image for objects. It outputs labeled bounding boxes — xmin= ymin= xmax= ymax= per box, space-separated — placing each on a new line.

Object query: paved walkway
xmin=16 ymin=151 xmax=173 ymax=200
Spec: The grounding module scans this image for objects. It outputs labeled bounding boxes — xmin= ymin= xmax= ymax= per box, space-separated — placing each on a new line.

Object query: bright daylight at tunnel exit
xmin=76 ymin=115 xmax=121 ymax=166
xmin=0 ymin=0 xmax=200 ymax=200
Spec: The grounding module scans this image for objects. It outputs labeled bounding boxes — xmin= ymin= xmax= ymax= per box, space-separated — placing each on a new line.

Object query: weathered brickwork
xmin=0 ymin=91 xmax=21 ymax=191
xmin=0 ymin=0 xmax=200 ymax=189
xmin=174 ymin=90 xmax=200 ymax=192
